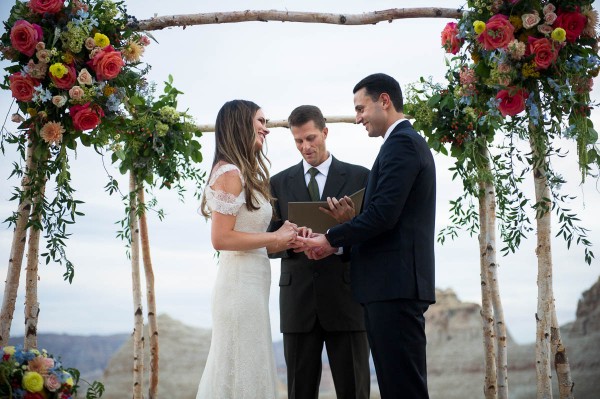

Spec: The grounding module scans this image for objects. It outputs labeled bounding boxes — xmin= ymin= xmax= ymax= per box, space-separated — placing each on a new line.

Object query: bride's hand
xmin=274 ymin=220 xmax=298 ymax=249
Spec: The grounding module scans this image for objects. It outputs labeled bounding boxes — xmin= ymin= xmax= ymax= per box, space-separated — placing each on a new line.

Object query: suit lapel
xmin=288 ymin=161 xmax=311 ymax=202
xmin=322 ymin=157 xmax=346 ymax=200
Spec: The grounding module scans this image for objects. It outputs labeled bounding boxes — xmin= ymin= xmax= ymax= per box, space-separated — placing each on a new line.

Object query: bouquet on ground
xmin=0 ymin=345 xmax=103 ymax=399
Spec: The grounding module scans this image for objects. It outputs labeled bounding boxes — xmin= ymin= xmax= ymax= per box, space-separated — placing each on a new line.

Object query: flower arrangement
xmin=1 ymin=0 xmax=150 ymax=148
xmin=430 ymin=0 xmax=599 ymax=169
xmin=0 ymin=0 xmax=151 ymax=280
xmin=0 ymin=345 xmax=103 ymax=399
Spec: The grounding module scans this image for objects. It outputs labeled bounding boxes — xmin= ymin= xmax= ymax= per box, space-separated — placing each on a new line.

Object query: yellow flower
xmin=49 ymin=62 xmax=68 ymax=78
xmin=473 ymin=20 xmax=486 ymax=35
xmin=94 ymin=33 xmax=110 ymax=48
xmin=522 ymin=62 xmax=541 ymax=78
xmin=22 ymin=371 xmax=44 ymax=392
xmin=123 ymin=40 xmax=144 ymax=62
xmin=551 ymin=27 xmax=567 ymax=42
xmin=62 ymin=52 xmax=74 ymax=64
xmin=2 ymin=346 xmax=16 ymax=355
xmin=103 ymin=85 xmax=117 ymax=96
xmin=63 ymin=371 xmax=74 ymax=387
xmin=471 ymin=51 xmax=481 ymax=64
xmin=509 ymin=15 xmax=523 ymax=30
xmin=27 ymin=108 xmax=37 ymax=117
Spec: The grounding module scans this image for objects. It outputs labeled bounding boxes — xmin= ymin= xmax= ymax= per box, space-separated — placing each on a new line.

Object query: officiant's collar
xmin=303 ymin=153 xmax=332 ymax=177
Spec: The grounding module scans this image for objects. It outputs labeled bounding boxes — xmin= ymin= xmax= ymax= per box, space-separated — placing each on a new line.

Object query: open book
xmin=287 ymin=188 xmax=365 ymax=234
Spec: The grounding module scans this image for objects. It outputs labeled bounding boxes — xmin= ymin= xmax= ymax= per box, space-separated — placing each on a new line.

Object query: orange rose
xmin=528 ymin=37 xmax=558 ymax=70
xmin=70 ymin=103 xmax=104 ymax=131
xmin=50 ymin=63 xmax=77 ymax=89
xmin=9 ymin=72 xmax=40 ymax=102
xmin=496 ymin=87 xmax=528 ymax=117
xmin=87 ymin=46 xmax=124 ymax=81
xmin=477 ymin=14 xmax=515 ymax=50
xmin=10 ymin=20 xmax=43 ymax=57
xmin=29 ymin=0 xmax=64 ymax=14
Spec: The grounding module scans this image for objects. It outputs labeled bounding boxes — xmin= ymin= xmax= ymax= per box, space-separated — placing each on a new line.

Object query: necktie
xmin=307 ymin=167 xmax=320 ymax=201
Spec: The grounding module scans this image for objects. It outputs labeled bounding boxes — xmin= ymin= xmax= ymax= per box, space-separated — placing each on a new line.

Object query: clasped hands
xmin=277 ymin=195 xmax=356 ymax=260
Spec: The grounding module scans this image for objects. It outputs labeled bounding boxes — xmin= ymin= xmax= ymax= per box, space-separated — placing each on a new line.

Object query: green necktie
xmin=307 ymin=167 xmax=320 ymax=201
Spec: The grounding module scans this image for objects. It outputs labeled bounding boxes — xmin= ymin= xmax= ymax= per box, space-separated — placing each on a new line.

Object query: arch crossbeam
xmin=133 ymin=8 xmax=463 ymax=31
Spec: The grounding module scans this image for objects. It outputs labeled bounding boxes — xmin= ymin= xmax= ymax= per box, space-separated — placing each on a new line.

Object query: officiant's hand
xmin=319 ymin=195 xmax=356 ymax=223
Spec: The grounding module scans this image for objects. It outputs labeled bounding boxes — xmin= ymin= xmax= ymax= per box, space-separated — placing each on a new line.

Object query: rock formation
xmin=100 ymin=281 xmax=600 ymax=399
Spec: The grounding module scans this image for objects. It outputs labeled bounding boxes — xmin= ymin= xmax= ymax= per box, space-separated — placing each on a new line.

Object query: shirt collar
xmin=383 ymin=118 xmax=407 ymax=143
xmin=303 ymin=153 xmax=332 ymax=176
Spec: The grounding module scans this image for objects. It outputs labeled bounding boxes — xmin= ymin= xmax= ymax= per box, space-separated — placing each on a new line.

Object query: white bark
xmin=0 ymin=141 xmax=34 ymax=346
xmin=530 ymin=133 xmax=554 ymax=399
xmin=137 ymin=187 xmax=159 ymax=399
xmin=135 ymin=8 xmax=463 ymax=31
xmin=197 ymin=115 xmax=356 ymax=132
xmin=23 ymin=173 xmax=45 ymax=350
xmin=479 ymin=149 xmax=508 ymax=399
xmin=551 ymin=307 xmax=575 ymax=398
xmin=478 ymin=179 xmax=498 ymax=399
xmin=130 ymin=173 xmax=144 ymax=399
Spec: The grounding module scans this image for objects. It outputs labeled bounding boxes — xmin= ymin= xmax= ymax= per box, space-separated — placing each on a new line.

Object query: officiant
xmin=268 ymin=105 xmax=370 ymax=399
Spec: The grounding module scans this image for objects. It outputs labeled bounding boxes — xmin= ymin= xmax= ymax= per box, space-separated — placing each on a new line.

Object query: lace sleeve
xmin=204 ymin=164 xmax=246 ymax=216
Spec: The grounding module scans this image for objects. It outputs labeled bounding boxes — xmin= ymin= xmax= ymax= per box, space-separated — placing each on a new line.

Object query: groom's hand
xmin=294 ymin=234 xmax=336 ymax=260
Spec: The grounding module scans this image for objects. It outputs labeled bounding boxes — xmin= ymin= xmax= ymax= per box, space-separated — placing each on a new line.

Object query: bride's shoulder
xmin=208 ymin=162 xmax=245 ymax=196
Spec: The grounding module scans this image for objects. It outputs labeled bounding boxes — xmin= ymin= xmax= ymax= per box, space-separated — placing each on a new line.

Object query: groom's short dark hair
xmin=353 ymin=73 xmax=403 ymax=112
xmin=288 ymin=105 xmax=326 ymax=131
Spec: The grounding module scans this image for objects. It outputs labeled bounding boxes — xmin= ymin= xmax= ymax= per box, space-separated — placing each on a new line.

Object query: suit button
xmin=313 ymin=272 xmax=319 ymax=277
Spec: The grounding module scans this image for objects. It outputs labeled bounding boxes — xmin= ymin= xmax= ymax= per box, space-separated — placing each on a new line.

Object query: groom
xmin=299 ymin=73 xmax=436 ymax=398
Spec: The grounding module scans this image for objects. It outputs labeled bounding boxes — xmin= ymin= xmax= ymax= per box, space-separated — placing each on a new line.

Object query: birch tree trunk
xmin=129 ymin=173 xmax=144 ymax=399
xmin=478 ymin=176 xmax=498 ymax=399
xmin=551 ymin=306 xmax=575 ymax=398
xmin=135 ymin=8 xmax=463 ymax=31
xmin=478 ymin=148 xmax=509 ymax=399
xmin=137 ymin=187 xmax=159 ymax=399
xmin=529 ymin=130 xmax=555 ymax=399
xmin=0 ymin=141 xmax=34 ymax=346
xmin=23 ymin=160 xmax=46 ymax=350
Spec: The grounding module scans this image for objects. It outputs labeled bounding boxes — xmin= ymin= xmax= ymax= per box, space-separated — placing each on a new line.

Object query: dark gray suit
xmin=269 ymin=156 xmax=370 ymax=399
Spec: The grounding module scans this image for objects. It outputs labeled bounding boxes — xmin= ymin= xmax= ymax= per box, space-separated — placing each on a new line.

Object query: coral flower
xmin=39 ymin=121 xmax=66 ymax=144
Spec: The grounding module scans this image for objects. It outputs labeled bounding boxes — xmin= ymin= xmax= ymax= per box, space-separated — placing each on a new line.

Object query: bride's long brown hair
xmin=200 ymin=100 xmax=271 ymax=217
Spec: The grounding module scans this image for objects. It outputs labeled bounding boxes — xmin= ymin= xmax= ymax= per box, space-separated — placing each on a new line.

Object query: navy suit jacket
xmin=327 ymin=121 xmax=436 ymax=304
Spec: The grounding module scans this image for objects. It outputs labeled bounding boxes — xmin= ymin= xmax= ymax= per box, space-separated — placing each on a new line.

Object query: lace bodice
xmin=204 ymin=163 xmax=272 ymax=237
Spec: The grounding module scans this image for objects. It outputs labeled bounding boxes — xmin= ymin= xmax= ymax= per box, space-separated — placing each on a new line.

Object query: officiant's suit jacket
xmin=327 ymin=121 xmax=436 ymax=305
xmin=268 ymin=156 xmax=369 ymax=333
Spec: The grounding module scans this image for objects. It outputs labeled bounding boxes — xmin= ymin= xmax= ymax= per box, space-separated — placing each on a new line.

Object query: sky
xmin=1 ymin=0 xmax=600 ymax=345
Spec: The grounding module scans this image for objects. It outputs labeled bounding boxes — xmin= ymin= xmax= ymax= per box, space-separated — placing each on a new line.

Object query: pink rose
xmin=441 ymin=22 xmax=462 ymax=54
xmin=543 ymin=4 xmax=556 ymax=15
xmin=554 ymin=10 xmax=587 ymax=43
xmin=29 ymin=0 xmax=64 ymax=14
xmin=68 ymin=85 xmax=84 ymax=100
xmin=77 ymin=68 xmax=93 ymax=85
xmin=50 ymin=63 xmax=77 ymax=89
xmin=537 ymin=24 xmax=554 ymax=35
xmin=528 ymin=37 xmax=558 ymax=69
xmin=478 ymin=14 xmax=515 ymax=50
xmin=70 ymin=103 xmax=104 ymax=131
xmin=496 ymin=87 xmax=528 ymax=117
xmin=44 ymin=374 xmax=61 ymax=392
xmin=522 ymin=12 xmax=541 ymax=29
xmin=10 ymin=20 xmax=43 ymax=57
xmin=9 ymin=72 xmax=40 ymax=102
xmin=544 ymin=12 xmax=557 ymax=25
xmin=87 ymin=46 xmax=124 ymax=81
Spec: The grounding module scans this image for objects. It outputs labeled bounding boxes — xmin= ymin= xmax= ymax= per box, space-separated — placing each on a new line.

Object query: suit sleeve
xmin=327 ymin=134 xmax=421 ymax=247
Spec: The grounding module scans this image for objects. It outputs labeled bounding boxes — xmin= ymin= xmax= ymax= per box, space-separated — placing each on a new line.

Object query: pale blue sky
xmin=1 ymin=0 xmax=599 ymax=344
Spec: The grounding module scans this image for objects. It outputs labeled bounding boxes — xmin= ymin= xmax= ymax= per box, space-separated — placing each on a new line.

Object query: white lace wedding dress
xmin=196 ymin=163 xmax=278 ymax=399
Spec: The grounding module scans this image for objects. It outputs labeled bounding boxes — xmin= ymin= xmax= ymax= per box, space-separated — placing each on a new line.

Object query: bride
xmin=197 ymin=100 xmax=299 ymax=398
